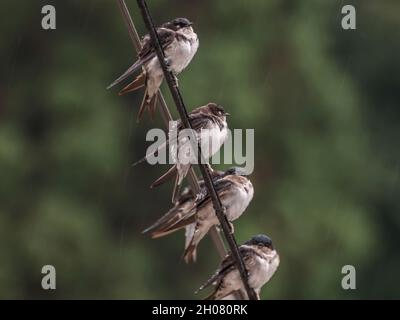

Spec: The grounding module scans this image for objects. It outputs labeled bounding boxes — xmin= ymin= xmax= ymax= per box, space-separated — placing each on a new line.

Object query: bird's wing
xmin=196 ymin=247 xmax=255 ymax=293
xmin=107 ymin=28 xmax=176 ymax=89
xmin=147 ymin=207 xmax=197 ymax=238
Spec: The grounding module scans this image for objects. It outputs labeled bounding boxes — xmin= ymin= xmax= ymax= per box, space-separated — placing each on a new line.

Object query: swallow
xmin=136 ymin=102 xmax=229 ymax=202
xmin=197 ymin=234 xmax=280 ymax=300
xmin=142 ymin=167 xmax=235 ymax=260
xmin=142 ymin=167 xmax=253 ymax=263
xmin=107 ymin=17 xmax=199 ymax=121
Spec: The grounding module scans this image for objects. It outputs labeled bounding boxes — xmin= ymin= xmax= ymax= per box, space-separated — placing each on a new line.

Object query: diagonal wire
xmin=135 ymin=0 xmax=257 ymax=300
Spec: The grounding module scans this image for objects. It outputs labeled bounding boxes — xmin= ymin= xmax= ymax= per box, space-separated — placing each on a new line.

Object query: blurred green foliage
xmin=0 ymin=0 xmax=399 ymax=299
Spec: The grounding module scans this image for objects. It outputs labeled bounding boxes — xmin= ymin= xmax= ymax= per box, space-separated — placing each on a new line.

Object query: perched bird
xmin=197 ymin=234 xmax=280 ymax=300
xmin=137 ymin=102 xmax=229 ymax=202
xmin=142 ymin=167 xmax=253 ymax=263
xmin=142 ymin=167 xmax=235 ymax=259
xmin=107 ymin=17 xmax=199 ymax=121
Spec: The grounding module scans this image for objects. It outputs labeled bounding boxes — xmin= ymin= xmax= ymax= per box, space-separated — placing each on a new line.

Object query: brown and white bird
xmin=107 ymin=17 xmax=199 ymax=121
xmin=136 ymin=102 xmax=229 ymax=202
xmin=197 ymin=234 xmax=280 ymax=300
xmin=142 ymin=167 xmax=253 ymax=263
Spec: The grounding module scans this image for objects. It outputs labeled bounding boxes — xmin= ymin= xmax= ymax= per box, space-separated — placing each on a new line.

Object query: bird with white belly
xmin=107 ymin=17 xmax=199 ymax=121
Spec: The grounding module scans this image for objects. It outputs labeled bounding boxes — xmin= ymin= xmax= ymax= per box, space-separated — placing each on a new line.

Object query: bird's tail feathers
xmin=177 ymin=164 xmax=191 ymax=186
xmin=118 ymin=72 xmax=146 ymax=95
xmin=202 ymin=289 xmax=219 ymax=300
xmin=171 ymin=172 xmax=182 ymax=204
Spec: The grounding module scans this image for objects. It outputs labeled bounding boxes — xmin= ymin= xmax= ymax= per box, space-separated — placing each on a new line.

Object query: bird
xmin=142 ymin=167 xmax=253 ymax=263
xmin=196 ymin=234 xmax=280 ymax=300
xmin=136 ymin=102 xmax=229 ymax=202
xmin=142 ymin=167 xmax=233 ymax=258
xmin=107 ymin=17 xmax=199 ymax=121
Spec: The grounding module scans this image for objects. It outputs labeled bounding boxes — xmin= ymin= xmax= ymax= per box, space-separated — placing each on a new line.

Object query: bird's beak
xmin=225 ymin=113 xmax=230 ymax=116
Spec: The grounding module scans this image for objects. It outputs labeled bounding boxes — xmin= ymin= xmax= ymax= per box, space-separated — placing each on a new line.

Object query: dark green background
xmin=1 ymin=0 xmax=399 ymax=299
